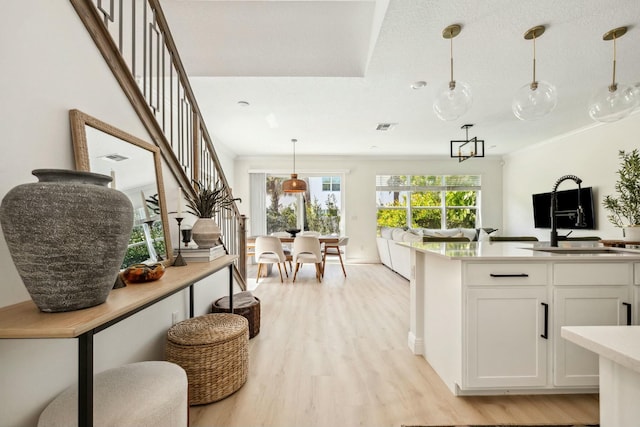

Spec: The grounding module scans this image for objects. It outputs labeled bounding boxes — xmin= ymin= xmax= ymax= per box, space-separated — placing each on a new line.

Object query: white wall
xmin=234 ymin=155 xmax=504 ymax=262
xmin=503 ymin=113 xmax=640 ymax=241
xmin=0 ymin=3 xmax=235 ymax=426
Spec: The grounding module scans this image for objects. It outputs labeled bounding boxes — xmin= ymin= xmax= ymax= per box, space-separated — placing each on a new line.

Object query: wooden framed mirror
xmin=69 ymin=109 xmax=173 ymax=269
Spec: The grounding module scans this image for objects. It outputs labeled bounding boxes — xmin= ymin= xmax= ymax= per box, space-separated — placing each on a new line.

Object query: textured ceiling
xmin=160 ymin=0 xmax=640 ymax=157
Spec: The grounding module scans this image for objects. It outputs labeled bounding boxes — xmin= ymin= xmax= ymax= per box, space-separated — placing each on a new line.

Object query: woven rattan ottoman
xmin=212 ymin=291 xmax=261 ymax=338
xmin=166 ymin=313 xmax=249 ymax=405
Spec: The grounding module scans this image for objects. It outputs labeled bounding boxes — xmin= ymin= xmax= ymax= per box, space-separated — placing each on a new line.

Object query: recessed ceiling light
xmin=411 ymin=81 xmax=427 ymax=90
xmin=237 ymin=101 xmax=250 ymax=107
xmin=369 ymin=145 xmax=378 ymax=150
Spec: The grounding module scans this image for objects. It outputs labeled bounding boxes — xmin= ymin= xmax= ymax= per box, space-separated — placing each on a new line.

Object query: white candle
xmin=141 ymin=191 xmax=151 ymax=221
xmin=110 ymin=170 xmax=116 ymax=189
xmin=177 ymin=188 xmax=183 ymax=217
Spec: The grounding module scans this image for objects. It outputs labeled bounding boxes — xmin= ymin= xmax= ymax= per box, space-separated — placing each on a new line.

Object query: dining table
xmin=246 ymin=235 xmax=340 ymax=245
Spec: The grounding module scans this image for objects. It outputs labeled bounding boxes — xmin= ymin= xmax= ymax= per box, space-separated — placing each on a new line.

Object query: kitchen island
xmin=404 ymin=241 xmax=640 ymax=395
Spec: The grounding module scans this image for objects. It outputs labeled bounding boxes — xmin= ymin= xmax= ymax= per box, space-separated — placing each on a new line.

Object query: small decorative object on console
xmin=121 ymin=263 xmax=166 ymax=283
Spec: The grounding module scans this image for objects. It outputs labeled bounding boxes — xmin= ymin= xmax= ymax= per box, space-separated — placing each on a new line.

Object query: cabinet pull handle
xmin=623 ymin=302 xmax=632 ymax=326
xmin=541 ymin=302 xmax=549 ymax=339
xmin=489 ymin=273 xmax=529 ymax=277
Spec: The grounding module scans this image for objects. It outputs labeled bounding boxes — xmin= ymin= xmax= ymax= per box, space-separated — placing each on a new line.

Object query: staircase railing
xmin=70 ymin=0 xmax=248 ymax=286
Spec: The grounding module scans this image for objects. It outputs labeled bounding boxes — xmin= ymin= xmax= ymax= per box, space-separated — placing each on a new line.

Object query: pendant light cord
xmin=292 ymin=138 xmax=297 ymax=174
xmin=530 ymin=34 xmax=538 ymax=90
xmin=610 ymin=34 xmax=618 ymax=91
xmin=449 ymin=29 xmax=455 ymax=89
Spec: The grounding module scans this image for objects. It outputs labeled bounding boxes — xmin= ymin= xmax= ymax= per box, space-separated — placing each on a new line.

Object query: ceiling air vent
xmin=376 ymin=123 xmax=397 ymax=131
xmin=100 ymin=153 xmax=129 ymax=162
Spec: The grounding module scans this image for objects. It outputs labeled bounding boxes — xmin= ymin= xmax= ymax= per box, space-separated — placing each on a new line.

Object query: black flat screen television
xmin=532 ymin=187 xmax=596 ymax=229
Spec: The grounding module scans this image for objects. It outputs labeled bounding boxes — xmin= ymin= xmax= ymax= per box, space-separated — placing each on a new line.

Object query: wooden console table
xmin=0 ymin=255 xmax=237 ymax=427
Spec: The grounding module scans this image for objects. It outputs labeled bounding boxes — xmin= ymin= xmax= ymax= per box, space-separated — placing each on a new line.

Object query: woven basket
xmin=212 ymin=295 xmax=261 ymax=339
xmin=166 ymin=313 xmax=248 ymax=405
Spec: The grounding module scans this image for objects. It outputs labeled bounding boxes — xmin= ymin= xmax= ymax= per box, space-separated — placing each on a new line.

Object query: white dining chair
xmin=322 ymin=236 xmax=348 ymax=277
xmin=255 ymin=236 xmax=288 ymax=283
xmin=292 ymin=236 xmax=323 ymax=283
xmin=270 ymin=231 xmax=293 ymax=271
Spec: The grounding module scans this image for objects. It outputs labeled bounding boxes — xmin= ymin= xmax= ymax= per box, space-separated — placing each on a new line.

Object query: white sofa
xmin=376 ymin=227 xmax=481 ymax=279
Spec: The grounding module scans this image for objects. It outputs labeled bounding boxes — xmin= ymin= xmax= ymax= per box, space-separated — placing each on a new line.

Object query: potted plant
xmin=185 ymin=179 xmax=241 ymax=248
xmin=603 ymin=149 xmax=640 ymax=241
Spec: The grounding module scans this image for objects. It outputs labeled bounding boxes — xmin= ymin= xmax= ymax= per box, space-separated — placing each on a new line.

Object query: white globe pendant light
xmin=512 ymin=25 xmax=558 ymax=120
xmin=433 ymin=24 xmax=472 ymax=121
xmin=588 ymin=26 xmax=639 ymax=123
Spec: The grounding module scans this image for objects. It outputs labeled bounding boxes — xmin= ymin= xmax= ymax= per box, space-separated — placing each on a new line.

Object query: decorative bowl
xmin=121 ymin=262 xmax=165 ymax=283
xmin=286 ymin=228 xmax=301 ymax=237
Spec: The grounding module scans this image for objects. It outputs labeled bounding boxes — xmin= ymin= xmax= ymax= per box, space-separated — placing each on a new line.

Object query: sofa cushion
xmin=391 ymin=228 xmax=407 ymax=241
xmin=402 ymin=232 xmax=423 ymax=242
xmin=459 ymin=228 xmax=478 ymax=241
xmin=380 ymin=227 xmax=394 ymax=239
xmin=422 ymin=228 xmax=463 ymax=238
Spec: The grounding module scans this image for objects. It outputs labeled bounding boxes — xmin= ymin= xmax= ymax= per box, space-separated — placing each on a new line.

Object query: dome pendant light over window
xmin=433 ymin=24 xmax=472 ymax=121
xmin=282 ymin=139 xmax=307 ymax=193
xmin=588 ymin=26 xmax=639 ymax=123
xmin=512 ymin=25 xmax=558 ymax=120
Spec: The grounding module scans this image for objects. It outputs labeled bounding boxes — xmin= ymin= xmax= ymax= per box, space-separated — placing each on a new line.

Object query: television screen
xmin=532 ymin=187 xmax=596 ymax=229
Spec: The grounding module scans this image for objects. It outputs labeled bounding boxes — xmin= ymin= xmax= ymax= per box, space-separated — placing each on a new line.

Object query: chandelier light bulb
xmin=433 ymin=24 xmax=472 ymax=121
xmin=512 ymin=25 xmax=557 ymax=121
xmin=588 ymin=26 xmax=639 ymax=123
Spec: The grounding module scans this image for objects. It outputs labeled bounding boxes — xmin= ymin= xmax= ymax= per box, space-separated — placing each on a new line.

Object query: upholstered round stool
xmin=166 ymin=313 xmax=249 ymax=405
xmin=38 ymin=361 xmax=188 ymax=427
xmin=212 ymin=291 xmax=261 ymax=338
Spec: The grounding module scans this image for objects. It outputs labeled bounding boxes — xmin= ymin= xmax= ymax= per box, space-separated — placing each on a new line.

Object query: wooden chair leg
xmin=293 ymin=263 xmax=300 ymax=282
xmin=256 ymin=263 xmax=263 ymax=283
xmin=315 ymin=263 xmax=322 ymax=283
xmin=321 ymin=253 xmax=327 ymax=277
xmin=276 ymin=263 xmax=283 ymax=283
xmin=336 ymin=250 xmax=346 ymax=277
xmin=282 ymin=262 xmax=289 ymax=278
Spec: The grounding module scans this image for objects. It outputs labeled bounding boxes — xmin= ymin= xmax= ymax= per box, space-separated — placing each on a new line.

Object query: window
xmin=251 ymin=173 xmax=344 ymax=236
xmin=376 ymin=174 xmax=481 ymax=230
xmin=322 ymin=176 xmax=340 ymax=192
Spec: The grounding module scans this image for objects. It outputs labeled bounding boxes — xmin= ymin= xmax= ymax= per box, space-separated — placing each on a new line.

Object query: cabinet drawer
xmin=464 ymin=263 xmax=548 ymax=286
xmin=553 ymin=263 xmax=632 ymax=286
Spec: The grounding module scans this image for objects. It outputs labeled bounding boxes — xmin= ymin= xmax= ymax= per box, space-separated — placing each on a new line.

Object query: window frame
xmin=376 ymin=174 xmax=481 ymax=230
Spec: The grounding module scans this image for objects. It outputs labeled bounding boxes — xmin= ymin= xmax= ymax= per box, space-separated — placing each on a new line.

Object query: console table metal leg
xmin=228 ymin=264 xmax=234 ymax=312
xmin=189 ymin=284 xmax=194 ymax=318
xmin=78 ymin=330 xmax=94 ymax=427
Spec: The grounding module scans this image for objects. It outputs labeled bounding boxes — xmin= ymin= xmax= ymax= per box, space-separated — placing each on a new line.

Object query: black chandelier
xmin=450 ymin=124 xmax=485 ymax=162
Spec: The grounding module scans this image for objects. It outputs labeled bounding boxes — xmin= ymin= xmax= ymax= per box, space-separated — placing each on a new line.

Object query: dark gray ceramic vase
xmin=0 ymin=169 xmax=134 ymax=312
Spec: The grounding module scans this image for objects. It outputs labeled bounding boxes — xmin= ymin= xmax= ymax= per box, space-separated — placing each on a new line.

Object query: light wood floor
xmin=189 ymin=262 xmax=599 ymax=427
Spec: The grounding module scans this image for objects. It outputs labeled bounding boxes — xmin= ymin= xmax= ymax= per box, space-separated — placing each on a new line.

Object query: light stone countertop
xmin=400 ymin=241 xmax=640 ymax=261
xmin=561 ymin=326 xmax=640 ymax=373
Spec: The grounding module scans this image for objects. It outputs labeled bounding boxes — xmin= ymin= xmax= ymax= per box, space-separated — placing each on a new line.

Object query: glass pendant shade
xmin=588 ymin=83 xmax=639 ymax=122
xmin=512 ymin=25 xmax=557 ymax=121
xmin=512 ymin=80 xmax=558 ymax=120
xmin=434 ymin=24 xmax=471 ymax=121
xmin=588 ymin=26 xmax=638 ymax=123
xmin=433 ymin=81 xmax=472 ymax=121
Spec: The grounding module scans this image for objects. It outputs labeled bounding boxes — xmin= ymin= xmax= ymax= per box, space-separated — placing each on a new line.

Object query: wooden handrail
xmin=70 ymin=0 xmax=247 ymax=287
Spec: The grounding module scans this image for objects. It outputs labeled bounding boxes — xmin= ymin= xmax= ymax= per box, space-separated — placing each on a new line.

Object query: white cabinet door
xmin=465 ymin=287 xmax=548 ymax=388
xmin=553 ymin=286 xmax=631 ymax=387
